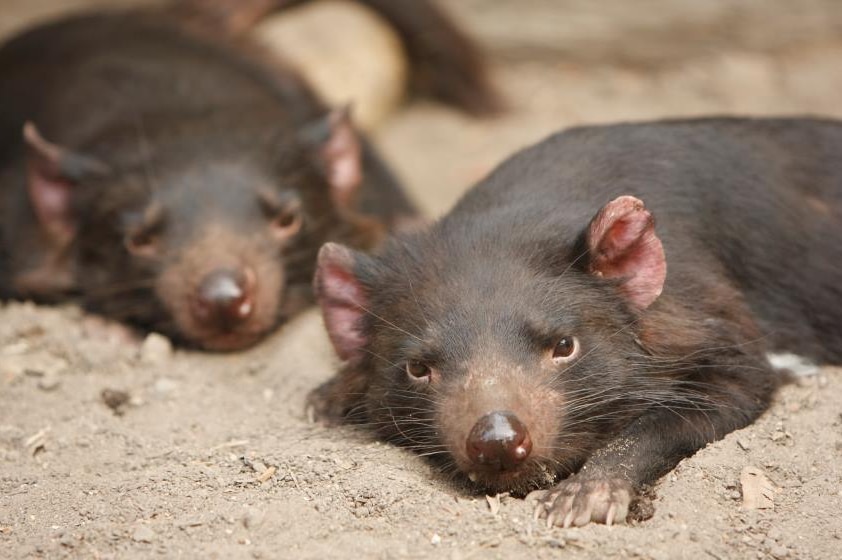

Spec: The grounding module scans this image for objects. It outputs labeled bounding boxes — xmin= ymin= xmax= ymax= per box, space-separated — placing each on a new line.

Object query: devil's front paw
xmin=533 ymin=476 xmax=633 ymax=527
xmin=304 ymin=379 xmax=350 ymax=426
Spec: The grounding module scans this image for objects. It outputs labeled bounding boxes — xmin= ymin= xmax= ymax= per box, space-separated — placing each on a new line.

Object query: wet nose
xmin=193 ymin=268 xmax=254 ymax=328
xmin=466 ymin=411 xmax=532 ymax=471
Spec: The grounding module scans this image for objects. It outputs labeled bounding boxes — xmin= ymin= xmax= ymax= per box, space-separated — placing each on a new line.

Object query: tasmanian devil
xmin=0 ymin=1 xmax=496 ymax=351
xmin=309 ymin=117 xmax=842 ymax=526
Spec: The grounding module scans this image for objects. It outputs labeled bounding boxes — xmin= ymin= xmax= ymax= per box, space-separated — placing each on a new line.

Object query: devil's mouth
xmin=175 ymin=302 xmax=285 ymax=352
xmin=194 ymin=328 xmax=269 ymax=352
xmin=462 ymin=461 xmax=557 ymax=494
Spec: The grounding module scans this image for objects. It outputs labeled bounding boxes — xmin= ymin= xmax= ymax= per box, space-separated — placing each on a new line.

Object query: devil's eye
xmin=259 ymin=189 xmax=303 ymax=241
xmin=406 ymin=361 xmax=432 ymax=383
xmin=124 ymin=204 xmax=165 ymax=258
xmin=270 ymin=206 xmax=303 ymax=240
xmin=552 ymin=336 xmax=580 ymax=363
xmin=126 ymin=230 xmax=156 ymax=252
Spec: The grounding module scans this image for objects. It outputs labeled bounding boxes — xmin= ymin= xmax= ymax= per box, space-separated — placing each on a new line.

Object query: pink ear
xmin=23 ymin=122 xmax=77 ymax=246
xmin=22 ymin=122 xmax=109 ymax=246
xmin=314 ymin=242 xmax=369 ymax=362
xmin=586 ymin=196 xmax=666 ymax=310
xmin=319 ymin=108 xmax=362 ymax=209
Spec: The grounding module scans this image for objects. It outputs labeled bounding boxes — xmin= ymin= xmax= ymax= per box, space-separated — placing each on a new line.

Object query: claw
xmin=536 ymin=477 xmax=634 ymax=528
xmin=606 ymin=503 xmax=617 ymax=527
xmin=525 ymin=489 xmax=546 ymax=505
xmin=562 ymin=509 xmax=574 ymax=529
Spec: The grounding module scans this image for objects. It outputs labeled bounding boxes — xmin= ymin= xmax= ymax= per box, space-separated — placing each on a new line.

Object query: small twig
xmin=209 ymin=439 xmax=250 ymax=452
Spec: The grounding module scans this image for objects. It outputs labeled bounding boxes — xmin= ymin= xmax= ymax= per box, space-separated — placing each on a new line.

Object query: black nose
xmin=193 ymin=268 xmax=254 ymax=329
xmin=466 ymin=411 xmax=532 ymax=471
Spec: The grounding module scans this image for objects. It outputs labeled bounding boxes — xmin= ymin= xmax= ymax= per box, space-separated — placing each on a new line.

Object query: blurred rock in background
xmin=252 ymin=1 xmax=408 ymax=131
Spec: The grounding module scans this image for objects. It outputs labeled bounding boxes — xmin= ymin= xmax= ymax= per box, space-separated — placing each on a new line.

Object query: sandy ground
xmin=2 ymin=1 xmax=842 ymax=559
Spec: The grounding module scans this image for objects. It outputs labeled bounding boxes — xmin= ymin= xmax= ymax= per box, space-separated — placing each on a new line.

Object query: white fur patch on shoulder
xmin=766 ymin=352 xmax=820 ymax=377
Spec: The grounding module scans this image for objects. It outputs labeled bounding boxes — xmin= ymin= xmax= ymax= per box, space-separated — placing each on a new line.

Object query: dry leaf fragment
xmin=740 ymin=466 xmax=776 ymax=509
xmin=257 ymin=466 xmax=277 ymax=483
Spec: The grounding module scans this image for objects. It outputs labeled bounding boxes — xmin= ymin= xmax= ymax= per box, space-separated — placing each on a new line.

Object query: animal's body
xmin=0 ymin=0 xmax=481 ymax=349
xmin=311 ymin=117 xmax=842 ymax=525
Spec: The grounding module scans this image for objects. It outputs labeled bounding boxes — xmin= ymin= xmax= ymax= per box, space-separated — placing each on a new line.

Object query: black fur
xmin=0 ymin=11 xmax=414 ymax=349
xmin=311 ymin=117 xmax=842 ymax=518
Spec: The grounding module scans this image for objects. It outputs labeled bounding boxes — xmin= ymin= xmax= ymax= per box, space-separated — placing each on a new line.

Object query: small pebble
xmin=770 ymin=545 xmax=789 ymax=559
xmin=37 ymin=373 xmax=61 ymax=391
xmin=242 ymin=509 xmax=265 ymax=529
xmin=140 ymin=333 xmax=173 ymax=366
xmin=132 ymin=526 xmax=155 ymax=543
xmin=2 ymin=340 xmax=31 ymax=355
xmin=6 ymin=353 xmax=67 ymax=379
xmin=154 ymin=377 xmax=178 ymax=395
xmin=101 ymin=389 xmax=131 ymax=412
xmin=333 ymin=457 xmax=354 ymax=470
xmin=430 ymin=533 xmax=441 ymax=546
xmin=545 ymin=538 xmax=566 ymax=549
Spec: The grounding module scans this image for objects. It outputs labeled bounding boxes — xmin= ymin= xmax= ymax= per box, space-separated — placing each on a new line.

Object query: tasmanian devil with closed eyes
xmin=0 ymin=1 xmax=497 ymax=351
xmin=308 ymin=117 xmax=842 ymax=526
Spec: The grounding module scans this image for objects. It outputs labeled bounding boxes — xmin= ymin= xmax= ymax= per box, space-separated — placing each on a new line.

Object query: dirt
xmin=2 ymin=1 xmax=842 ymax=559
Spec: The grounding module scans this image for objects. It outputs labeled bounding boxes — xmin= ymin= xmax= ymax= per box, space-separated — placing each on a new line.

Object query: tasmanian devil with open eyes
xmin=0 ymin=1 xmax=497 ymax=351
xmin=308 ymin=117 xmax=842 ymax=526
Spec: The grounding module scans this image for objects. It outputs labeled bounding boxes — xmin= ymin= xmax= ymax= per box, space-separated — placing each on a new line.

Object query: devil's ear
xmin=301 ymin=107 xmax=362 ymax=210
xmin=23 ymin=122 xmax=110 ymax=247
xmin=314 ymin=242 xmax=371 ymax=362
xmin=584 ymin=195 xmax=666 ymax=310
